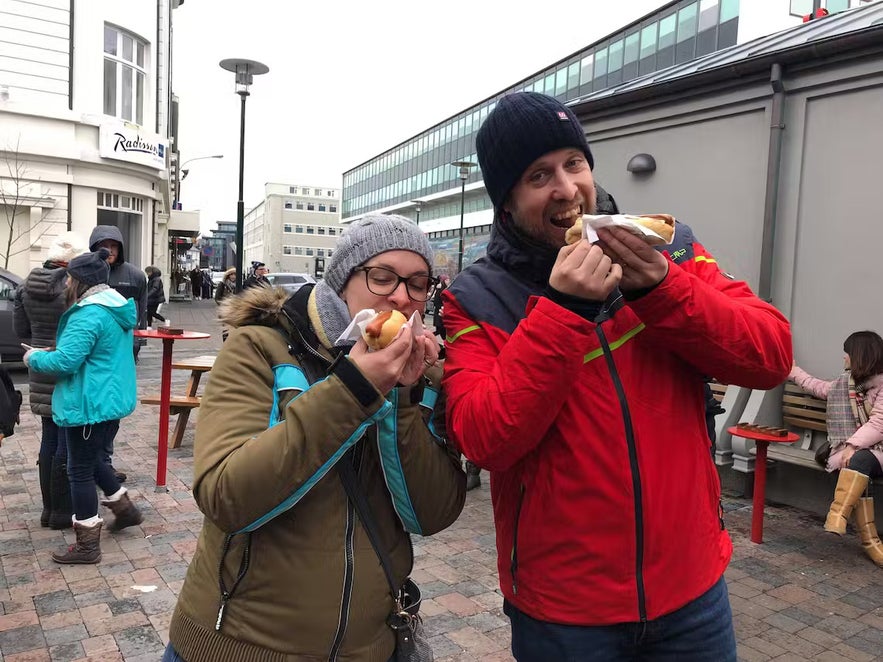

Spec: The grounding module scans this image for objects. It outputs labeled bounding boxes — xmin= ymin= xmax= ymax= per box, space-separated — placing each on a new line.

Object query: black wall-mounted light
xmin=626 ymin=153 xmax=657 ymax=175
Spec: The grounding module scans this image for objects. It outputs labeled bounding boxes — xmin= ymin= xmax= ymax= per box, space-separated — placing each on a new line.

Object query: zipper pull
xmin=215 ymin=592 xmax=230 ymax=631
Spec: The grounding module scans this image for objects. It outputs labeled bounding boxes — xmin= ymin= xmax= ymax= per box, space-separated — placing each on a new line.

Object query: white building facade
xmin=0 ymin=0 xmax=182 ymax=277
xmin=243 ymin=183 xmax=343 ymax=279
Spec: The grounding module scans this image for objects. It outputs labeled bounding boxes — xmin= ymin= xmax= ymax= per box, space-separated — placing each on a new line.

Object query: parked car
xmin=0 ymin=268 xmax=24 ymax=364
xmin=264 ymin=272 xmax=316 ymax=294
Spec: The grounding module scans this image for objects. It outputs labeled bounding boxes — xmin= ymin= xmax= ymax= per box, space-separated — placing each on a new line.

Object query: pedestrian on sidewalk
xmin=13 ymin=231 xmax=87 ymax=530
xmin=25 ymin=248 xmax=144 ymax=564
xmin=791 ymin=330 xmax=883 ymax=567
xmin=441 ymin=92 xmax=793 ymax=660
xmin=165 ymin=214 xmax=465 ymax=662
xmin=145 ymin=266 xmax=166 ymax=324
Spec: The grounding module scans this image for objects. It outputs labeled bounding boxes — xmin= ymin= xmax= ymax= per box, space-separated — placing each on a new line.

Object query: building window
xmin=306 ymin=248 xmax=314 ymax=256
xmin=318 ymin=204 xmax=326 ymax=212
xmin=328 ymin=227 xmax=337 ymax=236
xmin=306 ymin=226 xmax=315 ymax=234
xmin=283 ymin=245 xmax=292 ymax=255
xmin=330 ymin=205 xmax=337 ymax=213
xmin=295 ymin=225 xmax=304 ymax=233
xmin=300 ymin=187 xmax=309 ymax=195
xmin=317 ymin=227 xmax=325 ymax=235
xmin=295 ymin=247 xmax=303 ymax=255
xmin=284 ymin=201 xmax=292 ymax=209
xmin=327 ymin=249 xmax=333 ymax=257
xmin=314 ymin=188 xmax=322 ymax=196
xmin=289 ymin=186 xmax=296 ymax=194
xmin=283 ymin=223 xmax=293 ymax=233
xmin=327 ymin=190 xmax=334 ymax=196
xmin=307 ymin=203 xmax=315 ymax=211
xmin=317 ymin=249 xmax=325 ymax=257
xmin=296 ymin=201 xmax=304 ymax=210
xmin=103 ymin=25 xmax=147 ymax=125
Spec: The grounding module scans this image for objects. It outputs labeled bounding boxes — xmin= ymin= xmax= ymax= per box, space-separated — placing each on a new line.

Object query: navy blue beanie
xmin=476 ymin=92 xmax=594 ymax=210
xmin=67 ymin=247 xmax=110 ymax=286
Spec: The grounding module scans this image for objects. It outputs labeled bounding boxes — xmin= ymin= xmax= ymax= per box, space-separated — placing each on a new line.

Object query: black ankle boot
xmin=465 ymin=461 xmax=481 ymax=491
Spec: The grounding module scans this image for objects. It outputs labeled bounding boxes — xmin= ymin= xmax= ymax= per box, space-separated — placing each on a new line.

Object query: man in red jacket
xmin=441 ymin=92 xmax=792 ymax=661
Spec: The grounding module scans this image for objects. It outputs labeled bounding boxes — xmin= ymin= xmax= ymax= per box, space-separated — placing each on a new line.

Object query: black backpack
xmin=0 ymin=366 xmax=23 ymax=438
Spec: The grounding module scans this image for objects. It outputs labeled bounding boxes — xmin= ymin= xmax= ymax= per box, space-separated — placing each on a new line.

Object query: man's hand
xmin=596 ymin=226 xmax=669 ymax=291
xmin=549 ymin=240 xmax=621 ymax=302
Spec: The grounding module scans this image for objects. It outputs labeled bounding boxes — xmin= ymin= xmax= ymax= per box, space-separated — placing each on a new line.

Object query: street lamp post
xmin=451 ymin=161 xmax=476 ymax=274
xmin=219 ymin=58 xmax=269 ymax=291
xmin=411 ymin=199 xmax=425 ymax=225
xmin=177 ymin=155 xmax=223 ymax=206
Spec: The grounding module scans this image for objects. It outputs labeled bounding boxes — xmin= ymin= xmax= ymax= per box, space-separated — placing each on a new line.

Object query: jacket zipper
xmin=594 ymin=315 xmax=647 ymax=623
xmin=328 ymin=500 xmax=356 ymax=660
xmin=510 ymin=484 xmax=526 ymax=595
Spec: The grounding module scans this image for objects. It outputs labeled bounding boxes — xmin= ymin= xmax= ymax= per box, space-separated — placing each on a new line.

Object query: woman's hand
xmin=399 ymin=327 xmax=439 ymax=387
xmin=840 ymin=445 xmax=857 ymax=469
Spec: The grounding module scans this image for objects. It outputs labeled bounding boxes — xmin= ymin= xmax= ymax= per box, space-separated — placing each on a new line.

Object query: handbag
xmin=337 ymin=457 xmax=434 ymax=662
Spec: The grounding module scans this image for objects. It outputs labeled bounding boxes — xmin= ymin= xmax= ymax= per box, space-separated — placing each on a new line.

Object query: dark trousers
xmin=66 ymin=421 xmax=121 ymax=520
xmin=103 ymin=418 xmax=119 ymax=468
xmin=505 ymin=576 xmax=736 ymax=661
xmin=148 ymin=303 xmax=166 ymax=323
xmin=848 ymin=449 xmax=883 ymax=478
xmin=39 ymin=417 xmax=67 ymax=464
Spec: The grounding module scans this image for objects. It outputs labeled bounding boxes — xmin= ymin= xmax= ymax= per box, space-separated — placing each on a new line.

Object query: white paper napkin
xmin=580 ymin=214 xmax=674 ymax=246
xmin=335 ymin=309 xmax=422 ymax=350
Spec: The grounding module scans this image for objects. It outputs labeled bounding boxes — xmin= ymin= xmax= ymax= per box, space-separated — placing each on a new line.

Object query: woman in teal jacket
xmin=26 ymin=248 xmax=144 ymax=564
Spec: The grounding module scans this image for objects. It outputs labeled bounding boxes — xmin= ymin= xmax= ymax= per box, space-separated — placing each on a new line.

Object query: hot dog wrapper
xmin=336 ymin=309 xmax=422 ymax=350
xmin=580 ymin=214 xmax=674 ymax=246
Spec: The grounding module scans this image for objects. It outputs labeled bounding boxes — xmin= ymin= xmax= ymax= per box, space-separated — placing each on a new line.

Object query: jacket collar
xmin=486 ymin=213 xmax=559 ymax=286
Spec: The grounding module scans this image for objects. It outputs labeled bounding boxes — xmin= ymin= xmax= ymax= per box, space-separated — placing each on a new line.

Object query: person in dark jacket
xmin=13 ymin=231 xmax=87 ymax=529
xmin=189 ymin=268 xmax=203 ymax=300
xmin=441 ymin=92 xmax=792 ymax=661
xmin=88 ymin=225 xmax=146 ymax=483
xmin=145 ymin=266 xmax=166 ymax=324
xmin=241 ymin=261 xmax=270 ymax=290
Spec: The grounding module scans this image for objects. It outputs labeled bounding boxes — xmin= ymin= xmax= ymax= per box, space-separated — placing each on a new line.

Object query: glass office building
xmin=341 ymin=0 xmax=868 ymax=275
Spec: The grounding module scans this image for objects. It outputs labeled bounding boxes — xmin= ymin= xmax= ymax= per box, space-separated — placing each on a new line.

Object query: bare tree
xmin=0 ymin=137 xmax=59 ymax=270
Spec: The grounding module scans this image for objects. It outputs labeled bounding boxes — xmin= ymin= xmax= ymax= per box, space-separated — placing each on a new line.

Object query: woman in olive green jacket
xmin=167 ymin=215 xmax=466 ymax=662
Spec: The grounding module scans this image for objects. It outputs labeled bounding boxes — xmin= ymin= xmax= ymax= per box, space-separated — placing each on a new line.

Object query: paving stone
xmin=0 ymin=624 xmax=46 ymax=654
xmin=33 ymin=592 xmax=77 ymax=617
xmin=43 ymin=624 xmax=88 ymax=647
xmin=47 ymin=641 xmax=83 ymax=662
xmin=114 ymin=625 xmax=164 ymax=659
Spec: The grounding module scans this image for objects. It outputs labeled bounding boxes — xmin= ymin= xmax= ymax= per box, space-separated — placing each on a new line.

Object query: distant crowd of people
xmin=9 ymin=91 xmax=881 ymax=662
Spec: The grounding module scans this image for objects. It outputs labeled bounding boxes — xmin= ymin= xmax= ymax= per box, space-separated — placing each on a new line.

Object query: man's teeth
xmin=551 ymin=207 xmax=583 ymax=226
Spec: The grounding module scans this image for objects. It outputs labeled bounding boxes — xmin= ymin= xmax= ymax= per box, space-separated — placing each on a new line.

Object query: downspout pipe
xmin=758 ymin=63 xmax=785 ymax=303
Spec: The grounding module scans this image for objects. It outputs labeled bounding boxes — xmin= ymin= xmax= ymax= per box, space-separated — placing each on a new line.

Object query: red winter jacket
xmin=441 ymin=221 xmax=791 ymax=626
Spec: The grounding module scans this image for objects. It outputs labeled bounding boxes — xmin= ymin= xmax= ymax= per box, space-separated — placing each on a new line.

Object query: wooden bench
xmin=763 ymin=383 xmax=828 ymax=470
xmin=140 ymin=355 xmax=215 ymax=449
xmin=710 ymin=381 xmax=728 ymax=404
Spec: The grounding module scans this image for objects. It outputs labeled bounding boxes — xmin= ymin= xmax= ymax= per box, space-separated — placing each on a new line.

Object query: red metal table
xmin=135 ymin=329 xmax=210 ymax=491
xmin=727 ymin=426 xmax=799 ymax=543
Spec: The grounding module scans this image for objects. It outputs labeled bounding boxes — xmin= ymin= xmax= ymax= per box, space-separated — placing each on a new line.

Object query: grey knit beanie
xmin=476 ymin=92 xmax=594 ymax=210
xmin=324 ymin=214 xmax=433 ymax=294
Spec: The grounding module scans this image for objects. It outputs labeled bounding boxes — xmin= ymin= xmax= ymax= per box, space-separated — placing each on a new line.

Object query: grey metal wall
xmin=576 ymin=53 xmax=883 ymax=514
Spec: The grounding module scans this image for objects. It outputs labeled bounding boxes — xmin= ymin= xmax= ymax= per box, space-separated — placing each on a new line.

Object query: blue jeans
xmin=66 ymin=421 xmax=121 ymax=520
xmin=505 ymin=576 xmax=736 ymax=661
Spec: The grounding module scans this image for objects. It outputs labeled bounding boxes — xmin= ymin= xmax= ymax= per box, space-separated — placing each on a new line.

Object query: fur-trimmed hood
xmin=218 ymin=284 xmax=290 ymax=329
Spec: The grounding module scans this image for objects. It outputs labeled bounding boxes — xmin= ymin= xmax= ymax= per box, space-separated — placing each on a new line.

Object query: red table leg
xmin=155 ymin=337 xmax=174 ymax=492
xmin=751 ymin=440 xmax=769 ymax=543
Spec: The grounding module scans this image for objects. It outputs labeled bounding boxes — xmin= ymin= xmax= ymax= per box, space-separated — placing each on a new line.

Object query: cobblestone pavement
xmin=0 ymin=300 xmax=881 ymax=661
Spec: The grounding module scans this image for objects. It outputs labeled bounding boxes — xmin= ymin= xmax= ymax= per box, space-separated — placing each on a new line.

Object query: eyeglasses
xmin=353 ymin=266 xmax=439 ymax=302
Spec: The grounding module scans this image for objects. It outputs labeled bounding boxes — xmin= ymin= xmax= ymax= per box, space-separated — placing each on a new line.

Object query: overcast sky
xmin=172 ymin=0 xmax=665 ymax=233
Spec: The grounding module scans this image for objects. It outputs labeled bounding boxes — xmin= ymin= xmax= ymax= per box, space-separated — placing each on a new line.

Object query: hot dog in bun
xmin=565 ymin=213 xmax=676 ymax=245
xmin=362 ymin=310 xmax=408 ymax=350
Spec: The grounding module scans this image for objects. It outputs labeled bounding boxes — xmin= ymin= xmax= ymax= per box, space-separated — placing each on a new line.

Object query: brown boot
xmin=825 ymin=469 xmax=868 ymax=535
xmin=854 ymin=497 xmax=883 ymax=567
xmin=51 ymin=520 xmax=102 ymax=564
xmin=100 ymin=492 xmax=143 ymax=532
